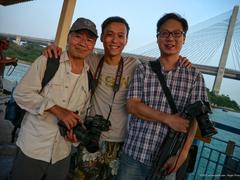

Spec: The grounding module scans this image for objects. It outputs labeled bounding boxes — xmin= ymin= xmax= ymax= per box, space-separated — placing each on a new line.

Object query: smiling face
xmin=101 ymin=22 xmax=128 ymax=58
xmin=157 ymin=19 xmax=185 ymax=57
xmin=67 ymin=30 xmax=97 ymax=60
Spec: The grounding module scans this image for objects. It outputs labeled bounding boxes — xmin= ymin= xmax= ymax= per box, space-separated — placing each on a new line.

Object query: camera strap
xmin=149 ymin=60 xmax=178 ymax=114
xmin=92 ymin=56 xmax=124 ymax=120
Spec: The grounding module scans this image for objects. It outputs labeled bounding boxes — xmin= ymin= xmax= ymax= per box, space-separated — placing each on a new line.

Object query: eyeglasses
xmin=157 ymin=30 xmax=185 ymax=38
xmin=71 ymin=33 xmax=96 ymax=47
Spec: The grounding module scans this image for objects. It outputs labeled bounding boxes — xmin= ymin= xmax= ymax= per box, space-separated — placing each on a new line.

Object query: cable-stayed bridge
xmin=1 ymin=6 xmax=239 ymax=95
xmin=128 ymin=6 xmax=240 ymax=94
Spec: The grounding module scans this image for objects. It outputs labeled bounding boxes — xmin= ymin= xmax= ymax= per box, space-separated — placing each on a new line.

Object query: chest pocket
xmin=43 ymin=69 xmax=68 ymax=106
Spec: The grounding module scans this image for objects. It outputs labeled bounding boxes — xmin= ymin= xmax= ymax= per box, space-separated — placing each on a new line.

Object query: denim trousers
xmin=116 ymin=152 xmax=176 ymax=180
xmin=116 ymin=152 xmax=151 ymax=180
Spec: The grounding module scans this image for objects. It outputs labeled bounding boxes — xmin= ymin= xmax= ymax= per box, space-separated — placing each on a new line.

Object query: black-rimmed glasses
xmin=157 ymin=30 xmax=185 ymax=38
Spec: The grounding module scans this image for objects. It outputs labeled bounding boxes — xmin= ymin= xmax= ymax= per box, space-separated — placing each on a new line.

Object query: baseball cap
xmin=70 ymin=17 xmax=98 ymax=37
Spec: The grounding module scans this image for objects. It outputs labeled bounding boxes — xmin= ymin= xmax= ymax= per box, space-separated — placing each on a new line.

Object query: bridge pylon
xmin=15 ymin=35 xmax=21 ymax=45
xmin=212 ymin=5 xmax=239 ymax=95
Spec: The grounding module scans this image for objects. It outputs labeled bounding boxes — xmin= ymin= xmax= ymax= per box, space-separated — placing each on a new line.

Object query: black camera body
xmin=181 ymin=100 xmax=217 ymax=137
xmin=58 ymin=114 xmax=111 ymax=153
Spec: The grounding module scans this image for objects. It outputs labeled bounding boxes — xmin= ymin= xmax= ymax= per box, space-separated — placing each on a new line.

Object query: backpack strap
xmin=87 ymin=70 xmax=95 ymax=92
xmin=41 ymin=55 xmax=60 ymax=90
xmin=9 ymin=55 xmax=60 ymax=142
xmin=42 ymin=55 xmax=94 ymax=93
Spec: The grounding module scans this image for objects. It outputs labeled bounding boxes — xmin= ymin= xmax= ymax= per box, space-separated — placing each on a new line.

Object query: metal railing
xmin=189 ymin=122 xmax=240 ymax=180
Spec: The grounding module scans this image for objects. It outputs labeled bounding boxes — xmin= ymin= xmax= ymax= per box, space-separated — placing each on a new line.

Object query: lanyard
xmin=94 ymin=56 xmax=123 ymax=92
xmin=92 ymin=56 xmax=124 ymax=120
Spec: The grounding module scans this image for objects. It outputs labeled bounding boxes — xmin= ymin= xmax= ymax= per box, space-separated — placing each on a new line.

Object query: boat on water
xmin=222 ymin=108 xmax=228 ymax=112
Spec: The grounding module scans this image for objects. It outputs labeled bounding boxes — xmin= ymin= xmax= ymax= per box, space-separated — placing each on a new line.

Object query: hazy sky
xmin=1 ymin=0 xmax=239 ymax=51
xmin=0 ymin=0 xmax=240 ymax=104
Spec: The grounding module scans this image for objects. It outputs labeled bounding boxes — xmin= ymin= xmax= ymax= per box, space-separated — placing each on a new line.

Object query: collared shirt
xmin=122 ymin=61 xmax=209 ymax=166
xmin=14 ymin=51 xmax=91 ymax=164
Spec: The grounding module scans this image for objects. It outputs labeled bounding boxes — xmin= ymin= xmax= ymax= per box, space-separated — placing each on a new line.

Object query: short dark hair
xmin=101 ymin=16 xmax=130 ymax=37
xmin=156 ymin=13 xmax=188 ymax=36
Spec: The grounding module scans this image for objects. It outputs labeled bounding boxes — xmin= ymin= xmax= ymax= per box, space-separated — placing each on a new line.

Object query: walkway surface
xmin=0 ymin=95 xmax=17 ymax=180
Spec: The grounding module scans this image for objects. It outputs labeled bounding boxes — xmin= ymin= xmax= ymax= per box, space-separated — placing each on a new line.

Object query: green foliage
xmin=4 ymin=42 xmax=44 ymax=62
xmin=207 ymin=88 xmax=240 ymax=112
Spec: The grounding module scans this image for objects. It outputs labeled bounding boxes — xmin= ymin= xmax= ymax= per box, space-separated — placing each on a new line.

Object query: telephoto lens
xmin=196 ymin=113 xmax=217 ymax=137
xmin=182 ymin=101 xmax=217 ymax=137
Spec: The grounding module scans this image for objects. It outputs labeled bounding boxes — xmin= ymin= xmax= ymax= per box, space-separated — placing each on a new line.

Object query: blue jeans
xmin=117 ymin=152 xmax=151 ymax=180
xmin=117 ymin=152 xmax=176 ymax=180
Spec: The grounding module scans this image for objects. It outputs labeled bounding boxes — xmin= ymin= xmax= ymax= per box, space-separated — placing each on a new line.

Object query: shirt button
xmin=62 ymin=100 xmax=66 ymax=103
xmin=65 ymin=86 xmax=68 ymax=88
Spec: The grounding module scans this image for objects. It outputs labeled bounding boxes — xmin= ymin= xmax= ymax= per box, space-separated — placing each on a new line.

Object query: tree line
xmin=207 ymin=89 xmax=240 ymax=112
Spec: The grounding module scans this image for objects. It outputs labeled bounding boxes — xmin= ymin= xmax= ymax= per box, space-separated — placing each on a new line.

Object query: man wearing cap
xmin=10 ymin=18 xmax=98 ymax=180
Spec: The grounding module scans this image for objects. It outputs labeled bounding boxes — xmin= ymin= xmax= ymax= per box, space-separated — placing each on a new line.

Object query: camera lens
xmin=57 ymin=114 xmax=111 ymax=153
xmin=182 ymin=101 xmax=217 ymax=138
xmin=196 ymin=114 xmax=217 ymax=137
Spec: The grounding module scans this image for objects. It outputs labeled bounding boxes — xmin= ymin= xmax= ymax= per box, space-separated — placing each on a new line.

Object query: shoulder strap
xmin=9 ymin=55 xmax=60 ymax=141
xmin=149 ymin=60 xmax=178 ymax=114
xmin=41 ymin=55 xmax=60 ymax=90
xmin=87 ymin=70 xmax=95 ymax=92
xmin=42 ymin=56 xmax=94 ymax=92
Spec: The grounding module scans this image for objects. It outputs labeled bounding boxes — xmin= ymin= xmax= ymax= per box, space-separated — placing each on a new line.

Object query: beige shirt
xmin=14 ymin=51 xmax=91 ymax=164
xmin=86 ymin=54 xmax=139 ymax=142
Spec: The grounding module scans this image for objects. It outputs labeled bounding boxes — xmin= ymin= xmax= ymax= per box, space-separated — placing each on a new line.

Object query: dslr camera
xmin=181 ymin=100 xmax=217 ymax=137
xmin=58 ymin=114 xmax=111 ymax=153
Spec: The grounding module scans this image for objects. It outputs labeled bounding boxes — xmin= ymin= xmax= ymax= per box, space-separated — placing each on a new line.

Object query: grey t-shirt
xmin=86 ymin=54 xmax=139 ymax=142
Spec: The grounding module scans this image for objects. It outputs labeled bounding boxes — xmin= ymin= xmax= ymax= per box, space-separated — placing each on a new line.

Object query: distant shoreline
xmin=18 ymin=60 xmax=32 ymax=65
xmin=212 ymin=106 xmax=240 ymax=113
